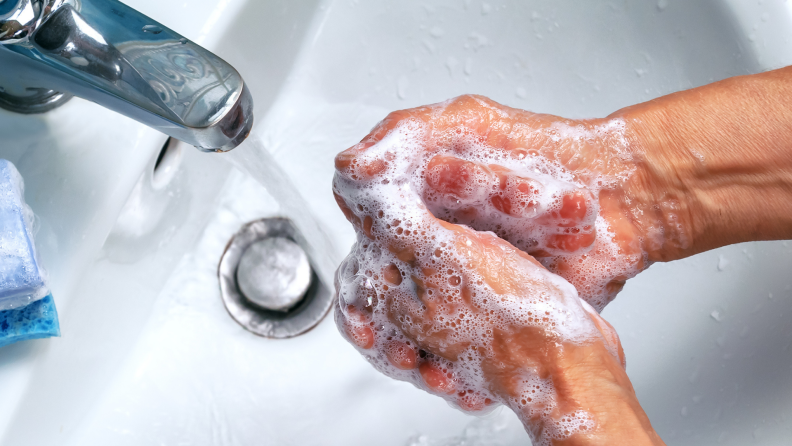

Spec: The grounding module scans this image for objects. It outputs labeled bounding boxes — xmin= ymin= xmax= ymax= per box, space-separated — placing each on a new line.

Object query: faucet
xmin=0 ymin=0 xmax=253 ymax=152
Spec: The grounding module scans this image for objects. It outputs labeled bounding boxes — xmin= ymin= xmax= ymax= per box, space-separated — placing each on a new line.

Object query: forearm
xmin=549 ymin=343 xmax=664 ymax=446
xmin=491 ymin=341 xmax=664 ymax=446
xmin=613 ymin=66 xmax=792 ymax=261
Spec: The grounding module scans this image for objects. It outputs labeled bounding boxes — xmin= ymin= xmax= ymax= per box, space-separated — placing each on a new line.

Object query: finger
xmin=544 ymin=229 xmax=597 ymax=253
xmin=336 ymin=301 xmax=375 ymax=350
xmin=418 ymin=361 xmax=456 ymax=394
xmin=334 ymin=106 xmax=438 ymax=180
xmin=383 ymin=340 xmax=418 ymax=370
xmin=335 ymin=257 xmax=378 ymax=350
xmin=334 ymin=142 xmax=390 ymax=181
xmin=335 ymin=95 xmax=563 ymax=182
xmin=423 ymin=155 xmax=497 ymax=209
xmin=558 ymin=191 xmax=591 ymax=222
xmin=333 ymin=192 xmax=362 ymax=230
xmin=421 ymin=155 xmax=597 ymax=253
xmin=488 ymin=165 xmax=544 ymax=218
xmin=540 ymin=191 xmax=598 ymax=253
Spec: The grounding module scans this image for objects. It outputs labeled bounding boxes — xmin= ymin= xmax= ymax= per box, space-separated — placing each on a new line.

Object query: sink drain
xmin=218 ymin=218 xmax=332 ymax=338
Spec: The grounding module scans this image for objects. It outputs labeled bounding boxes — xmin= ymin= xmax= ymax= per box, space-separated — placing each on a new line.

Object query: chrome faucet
xmin=0 ymin=0 xmax=253 ymax=152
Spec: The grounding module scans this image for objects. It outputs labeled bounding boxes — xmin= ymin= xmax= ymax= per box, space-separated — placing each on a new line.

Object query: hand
xmin=331 ymin=100 xmax=642 ymax=444
xmin=335 ymin=95 xmax=666 ymax=310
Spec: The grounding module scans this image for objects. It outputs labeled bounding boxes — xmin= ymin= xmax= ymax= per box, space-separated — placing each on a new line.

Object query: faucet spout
xmin=0 ymin=0 xmax=253 ymax=152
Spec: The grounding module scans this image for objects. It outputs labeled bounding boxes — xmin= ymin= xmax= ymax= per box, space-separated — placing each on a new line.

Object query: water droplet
xmin=710 ymin=309 xmax=723 ymax=322
xmin=717 ymin=255 xmax=729 ymax=271
xmin=466 ymin=31 xmax=489 ymax=51
xmin=680 ymin=406 xmax=688 ymax=417
xmin=481 ymin=2 xmax=492 ymax=15
xmin=656 ymin=0 xmax=668 ymax=11
xmin=340 ymin=275 xmax=378 ymax=309
xmin=397 ymin=76 xmax=409 ymax=100
xmin=769 ymin=292 xmax=774 ymax=300
xmin=464 ymin=58 xmax=473 ymax=75
xmin=515 ymin=87 xmax=527 ymax=99
xmin=688 ymin=366 xmax=700 ymax=383
xmin=142 ymin=25 xmax=163 ymax=34
xmin=445 ymin=56 xmax=459 ymax=76
xmin=179 ymin=37 xmax=188 ymax=45
xmin=430 ymin=26 xmax=444 ymax=38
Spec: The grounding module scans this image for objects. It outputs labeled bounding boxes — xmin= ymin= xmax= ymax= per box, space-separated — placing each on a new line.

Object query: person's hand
xmin=330 ymin=102 xmax=656 ymax=444
xmin=335 ymin=95 xmax=670 ymax=311
xmin=332 ymin=65 xmax=792 ymax=445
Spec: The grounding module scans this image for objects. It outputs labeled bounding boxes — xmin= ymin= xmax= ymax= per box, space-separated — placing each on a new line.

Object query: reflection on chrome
xmin=0 ymin=0 xmax=253 ymax=152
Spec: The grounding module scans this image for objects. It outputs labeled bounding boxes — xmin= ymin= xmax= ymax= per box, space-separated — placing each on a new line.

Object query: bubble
xmin=338 ymin=274 xmax=378 ymax=313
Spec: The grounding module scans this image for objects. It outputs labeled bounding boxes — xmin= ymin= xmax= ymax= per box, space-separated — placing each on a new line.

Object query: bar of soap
xmin=0 ymin=159 xmax=49 ymax=311
xmin=0 ymin=294 xmax=59 ymax=348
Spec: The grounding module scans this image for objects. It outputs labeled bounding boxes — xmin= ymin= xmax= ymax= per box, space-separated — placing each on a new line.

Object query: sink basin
xmin=2 ymin=0 xmax=792 ymax=445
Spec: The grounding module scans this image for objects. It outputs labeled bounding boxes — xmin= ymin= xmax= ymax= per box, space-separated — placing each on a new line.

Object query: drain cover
xmin=218 ymin=218 xmax=332 ymax=338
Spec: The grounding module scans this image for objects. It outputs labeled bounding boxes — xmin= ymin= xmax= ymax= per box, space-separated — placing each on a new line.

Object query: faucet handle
xmin=0 ymin=0 xmax=253 ymax=152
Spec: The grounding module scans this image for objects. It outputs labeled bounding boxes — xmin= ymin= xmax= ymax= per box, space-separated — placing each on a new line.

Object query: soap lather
xmin=0 ymin=159 xmax=59 ymax=348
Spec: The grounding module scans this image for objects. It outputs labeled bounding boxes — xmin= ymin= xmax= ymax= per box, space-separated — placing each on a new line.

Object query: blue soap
xmin=0 ymin=160 xmax=58 ymax=348
xmin=0 ymin=294 xmax=59 ymax=348
xmin=0 ymin=159 xmax=49 ymax=311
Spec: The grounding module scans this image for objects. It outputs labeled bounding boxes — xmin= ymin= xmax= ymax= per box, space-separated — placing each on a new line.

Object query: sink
xmin=2 ymin=0 xmax=792 ymax=445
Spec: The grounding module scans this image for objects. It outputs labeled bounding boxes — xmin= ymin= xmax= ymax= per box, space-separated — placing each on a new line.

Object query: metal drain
xmin=218 ymin=218 xmax=332 ymax=338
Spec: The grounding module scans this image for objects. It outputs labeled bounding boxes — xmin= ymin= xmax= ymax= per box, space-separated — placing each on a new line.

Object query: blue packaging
xmin=0 ymin=159 xmax=58 ymax=348
xmin=0 ymin=159 xmax=49 ymax=311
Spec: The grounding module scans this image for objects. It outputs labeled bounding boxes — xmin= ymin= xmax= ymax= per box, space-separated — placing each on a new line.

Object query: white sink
xmin=2 ymin=1 xmax=792 ymax=445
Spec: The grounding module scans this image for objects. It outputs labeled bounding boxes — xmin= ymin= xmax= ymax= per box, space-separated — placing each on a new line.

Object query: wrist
xmin=487 ymin=336 xmax=662 ymax=445
xmin=610 ymin=103 xmax=700 ymax=262
xmin=611 ymin=68 xmax=792 ymax=262
xmin=544 ymin=341 xmax=660 ymax=445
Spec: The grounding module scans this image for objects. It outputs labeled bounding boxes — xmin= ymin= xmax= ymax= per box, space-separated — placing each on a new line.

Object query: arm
xmin=498 ymin=337 xmax=664 ymax=445
xmin=615 ymin=65 xmax=792 ymax=262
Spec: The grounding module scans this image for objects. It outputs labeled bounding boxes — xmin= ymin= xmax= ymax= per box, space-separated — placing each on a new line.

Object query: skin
xmin=332 ymin=65 xmax=792 ymax=444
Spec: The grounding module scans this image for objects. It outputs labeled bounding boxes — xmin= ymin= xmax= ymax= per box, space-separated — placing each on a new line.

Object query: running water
xmin=224 ymin=137 xmax=339 ymax=284
xmin=222 ymin=98 xmax=393 ymax=284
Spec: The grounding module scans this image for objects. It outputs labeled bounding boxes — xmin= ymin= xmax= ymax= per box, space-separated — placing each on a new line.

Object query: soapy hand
xmin=332 ymin=201 xmax=625 ymax=442
xmin=336 ymin=95 xmax=658 ymax=311
xmin=331 ymin=95 xmax=636 ymax=444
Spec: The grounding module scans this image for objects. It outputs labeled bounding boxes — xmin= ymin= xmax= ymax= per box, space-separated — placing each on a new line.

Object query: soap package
xmin=0 ymin=160 xmax=50 ymax=311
